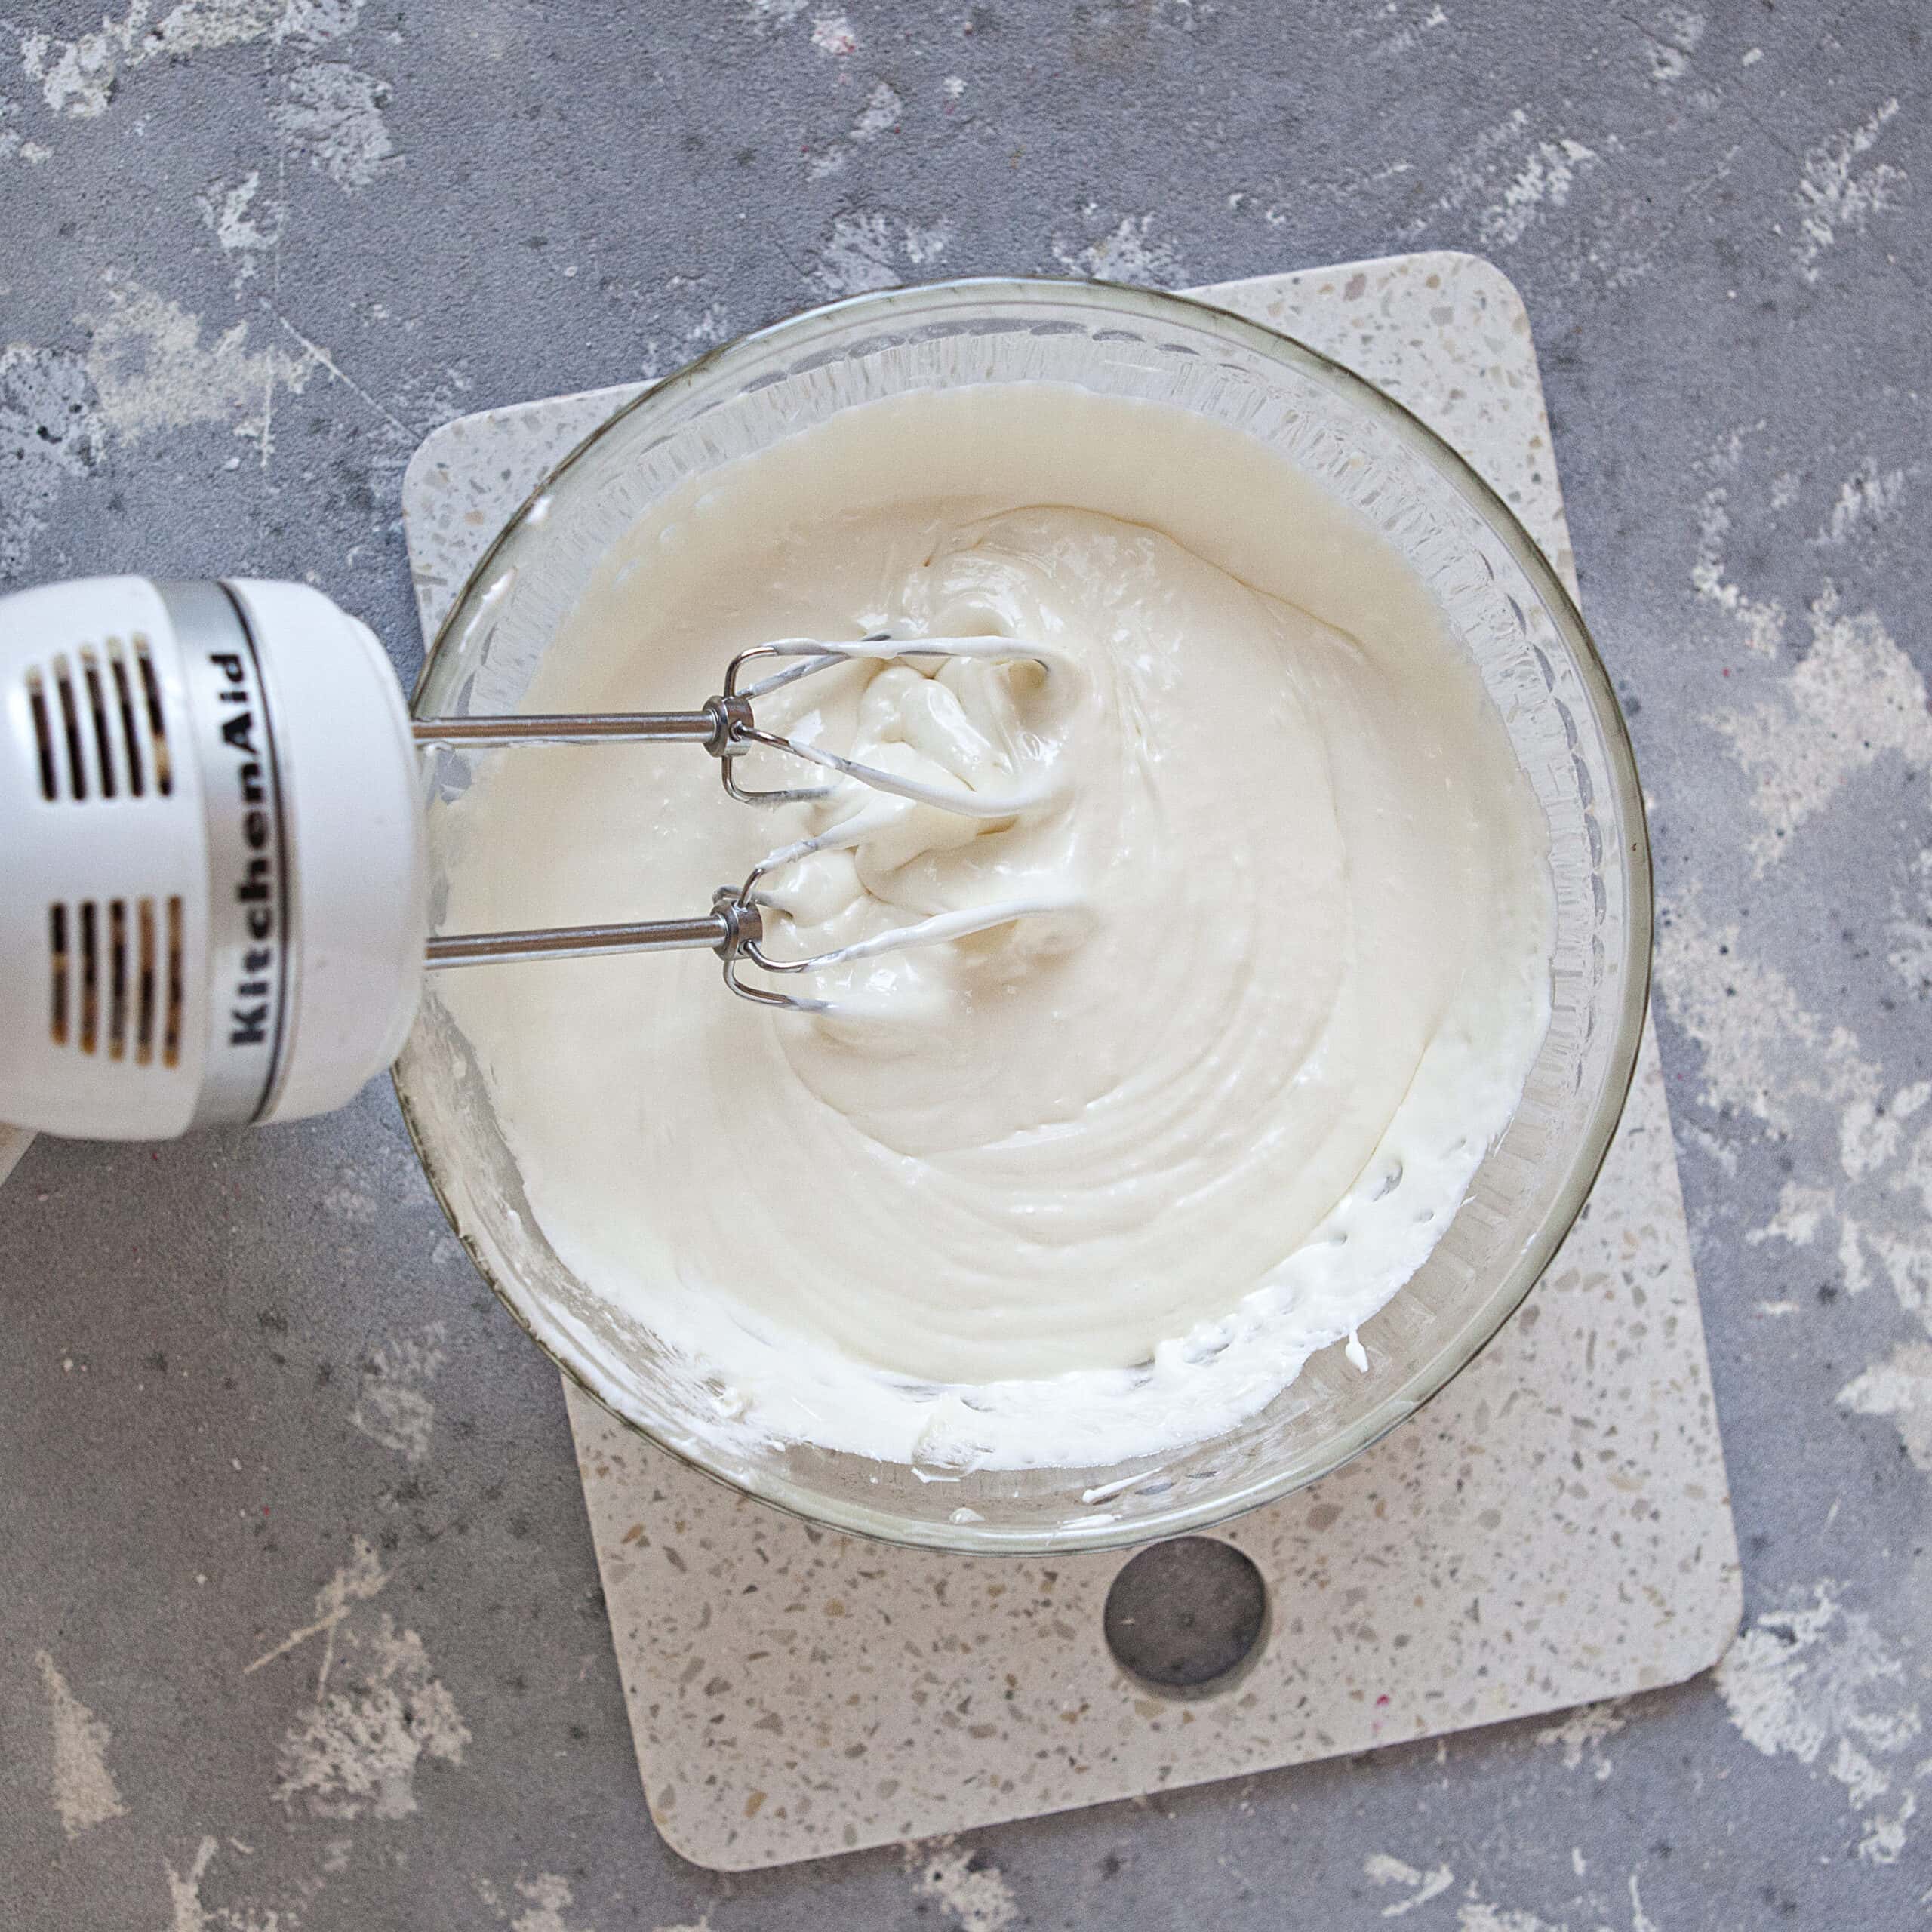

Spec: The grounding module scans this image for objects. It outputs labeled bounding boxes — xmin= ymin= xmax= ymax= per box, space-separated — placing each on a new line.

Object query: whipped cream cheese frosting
xmin=437 ymin=382 xmax=1554 ymax=1470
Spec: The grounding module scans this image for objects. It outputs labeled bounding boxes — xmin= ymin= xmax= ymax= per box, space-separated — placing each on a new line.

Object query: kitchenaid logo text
xmin=207 ymin=649 xmax=281 ymax=1049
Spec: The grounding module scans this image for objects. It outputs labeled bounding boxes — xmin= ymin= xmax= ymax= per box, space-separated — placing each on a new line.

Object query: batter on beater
xmin=437 ymin=383 xmax=1554 ymax=1469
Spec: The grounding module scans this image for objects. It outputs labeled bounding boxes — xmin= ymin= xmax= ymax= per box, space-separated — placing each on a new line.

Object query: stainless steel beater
xmin=414 ymin=634 xmax=1060 ymax=1013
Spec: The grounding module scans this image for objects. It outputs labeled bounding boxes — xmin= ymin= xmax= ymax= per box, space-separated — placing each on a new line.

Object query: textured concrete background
xmin=2 ymin=3 xmax=1929 ymax=1927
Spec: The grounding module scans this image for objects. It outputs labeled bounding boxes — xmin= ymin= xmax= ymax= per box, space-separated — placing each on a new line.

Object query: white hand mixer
xmin=0 ymin=574 xmax=1057 ymax=1146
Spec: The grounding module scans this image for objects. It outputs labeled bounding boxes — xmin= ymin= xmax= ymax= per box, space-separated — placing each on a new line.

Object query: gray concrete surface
xmin=2 ymin=2 xmax=1928 ymax=1927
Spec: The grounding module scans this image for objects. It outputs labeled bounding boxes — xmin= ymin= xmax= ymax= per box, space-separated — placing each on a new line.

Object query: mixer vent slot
xmin=134 ymin=636 xmax=174 ymax=796
xmin=55 ymin=658 xmax=87 ymax=801
xmin=48 ymin=906 xmax=69 ymax=1045
xmin=22 ymin=639 xmax=170 ymax=801
xmin=82 ymin=651 xmax=117 ymax=798
xmin=48 ymin=895 xmax=179 ymax=1064
xmin=26 ymin=670 xmax=57 ymax=801
xmin=108 ymin=899 xmax=128 ymax=1058
xmin=109 ymin=643 xmax=146 ymax=797
xmin=164 ymin=894 xmax=183 ymax=1067
xmin=137 ymin=898 xmax=158 ymax=1066
xmin=78 ymin=900 xmax=98 ymax=1053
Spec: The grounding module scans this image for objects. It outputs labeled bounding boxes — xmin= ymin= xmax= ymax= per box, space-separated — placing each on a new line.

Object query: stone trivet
xmin=401 ymin=253 xmax=1741 ymax=1872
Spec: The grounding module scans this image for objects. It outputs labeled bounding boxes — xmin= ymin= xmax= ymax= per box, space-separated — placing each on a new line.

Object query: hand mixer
xmin=0 ymin=575 xmax=1057 ymax=1144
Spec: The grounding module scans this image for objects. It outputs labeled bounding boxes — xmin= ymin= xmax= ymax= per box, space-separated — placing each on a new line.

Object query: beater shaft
xmin=425 ymin=899 xmax=758 ymax=970
xmin=413 ymin=709 xmax=733 ymax=750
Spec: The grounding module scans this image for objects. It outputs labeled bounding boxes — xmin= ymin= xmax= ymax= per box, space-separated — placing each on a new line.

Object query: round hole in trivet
xmin=1103 ymin=1537 xmax=1269 ymax=1697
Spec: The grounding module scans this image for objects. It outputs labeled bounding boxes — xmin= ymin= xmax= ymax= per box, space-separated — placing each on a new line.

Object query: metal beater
xmin=414 ymin=633 xmax=1062 ymax=1013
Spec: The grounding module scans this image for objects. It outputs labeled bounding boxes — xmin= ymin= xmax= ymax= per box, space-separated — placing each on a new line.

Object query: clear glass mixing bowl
xmin=395 ymin=278 xmax=1650 ymax=1555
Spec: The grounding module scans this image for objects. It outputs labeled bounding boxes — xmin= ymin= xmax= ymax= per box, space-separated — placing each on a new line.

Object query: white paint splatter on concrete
xmin=1678 ymin=1118 xmax=1737 ymax=1176
xmin=1859 ymin=1790 xmax=1918 ymax=1865
xmin=809 ymin=79 xmax=904 ymax=177
xmin=1669 ymin=881 xmax=1932 ymax=1313
xmin=20 ymin=0 xmax=365 ymax=119
xmin=811 ymin=10 xmax=857 ymax=56
xmin=1408 ymin=108 xmax=1609 ymax=258
xmin=851 ymin=79 xmax=901 ymax=142
xmin=321 ymin=1180 xmax=377 ymax=1224
xmin=34 ymin=1651 xmax=126 ymax=1837
xmin=1841 ymin=1232 xmax=1883 ymax=1302
xmin=20 ymin=0 xmax=395 ymax=189
xmin=1747 ymin=1180 xmax=1836 ymax=1250
xmin=808 ymin=212 xmax=952 ymax=295
xmin=1364 ymin=1852 xmax=1454 ymax=1915
xmin=1871 ymin=1116 xmax=1932 ymax=1324
xmin=746 ymin=0 xmax=807 ymax=23
xmin=244 ymin=1536 xmax=388 ymax=1677
xmin=506 ymin=1873 xmax=595 ymax=1932
xmin=277 ymin=1604 xmax=469 ymax=1818
xmin=1841 ymin=1080 xmax=1929 ymax=1182
xmin=0 ymin=342 xmax=103 ymax=573
xmin=198 ymin=170 xmax=286 ymax=284
xmin=1691 ymin=481 xmax=1785 ymax=654
xmin=273 ymin=61 xmax=398 ymax=189
xmin=1454 ymin=1900 xmax=1564 ymax=1932
xmin=279 ymin=0 xmax=368 ymax=39
xmin=1654 ymin=891 xmax=1879 ymax=1134
xmin=0 ymin=99 xmax=53 ymax=163
xmin=683 ymin=303 xmax=731 ymax=346
xmin=811 ymin=211 xmax=901 ymax=294
xmin=1371 ymin=1863 xmax=1663 ymax=1932
xmin=1052 ymin=211 xmax=1181 ymax=285
xmin=1717 ymin=1582 xmax=1924 ymax=1844
xmin=1480 ymin=136 xmax=1600 ymax=246
xmin=1642 ymin=5 xmax=1704 ymax=84
xmin=1420 ymin=107 xmax=1533 ymax=220
xmin=1366 ymin=3 xmax=1448 ymax=62
xmin=79 ymin=275 xmax=318 ymax=451
xmin=1727 ymin=1066 xmax=1932 ymax=1322
xmin=1673 ymin=432 xmax=1932 ymax=1332
xmin=1818 ymin=458 xmax=1909 ymax=546
xmin=1706 ymin=583 xmax=1932 ymax=872
xmin=1892 ymin=846 xmax=1932 ymax=998
xmin=166 ymin=1835 xmax=222 ymax=1932
xmin=903 ymin=219 xmax=953 ymax=266
xmin=1535 ymin=1697 xmax=1627 ymax=1777
xmin=351 ymin=1321 xmax=448 ymax=1463
xmin=1795 ymin=99 xmax=1906 ymax=284
xmin=1840 ymin=1342 xmax=1932 ymax=1470
xmin=907 ymin=1839 xmax=1017 ymax=1932
xmin=165 ymin=1832 xmax=337 ymax=1930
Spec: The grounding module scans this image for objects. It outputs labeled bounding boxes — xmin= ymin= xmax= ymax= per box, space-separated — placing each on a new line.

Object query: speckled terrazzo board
xmin=401 ymin=254 xmax=1740 ymax=1873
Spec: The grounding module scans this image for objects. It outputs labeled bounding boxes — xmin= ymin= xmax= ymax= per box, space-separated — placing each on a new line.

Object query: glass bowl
xmin=395 ymin=278 xmax=1650 ymax=1556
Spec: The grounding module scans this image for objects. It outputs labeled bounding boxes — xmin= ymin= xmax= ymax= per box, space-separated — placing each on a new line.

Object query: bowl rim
xmin=395 ymin=273 xmax=1654 ymax=1556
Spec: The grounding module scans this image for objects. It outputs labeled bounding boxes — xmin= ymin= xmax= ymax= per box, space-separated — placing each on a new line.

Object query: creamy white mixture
xmin=438 ymin=384 xmax=1554 ymax=1470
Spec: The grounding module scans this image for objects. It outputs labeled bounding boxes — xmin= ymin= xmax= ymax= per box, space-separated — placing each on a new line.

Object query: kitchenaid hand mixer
xmin=0 ymin=574 xmax=1057 ymax=1143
